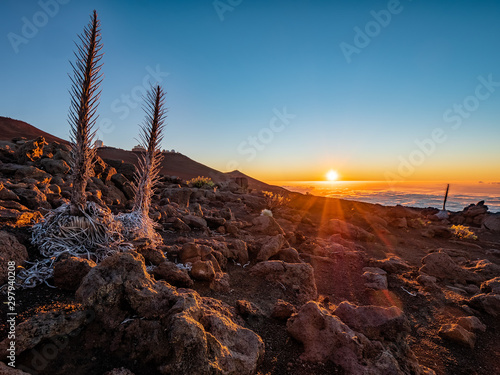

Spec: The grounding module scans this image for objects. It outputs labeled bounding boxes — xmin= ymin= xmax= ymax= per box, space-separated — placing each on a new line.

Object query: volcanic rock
xmin=0 ymin=182 xmax=19 ymax=200
xmin=39 ymin=158 xmax=71 ymax=175
xmin=0 ymin=231 xmax=28 ymax=284
xmin=468 ymin=293 xmax=500 ymax=316
xmin=362 ymin=267 xmax=388 ymax=290
xmin=481 ymin=277 xmax=500 ymax=294
xmin=0 ymin=208 xmax=41 ymax=226
xmin=439 ymin=323 xmax=476 ymax=348
xmin=420 ymin=251 xmax=479 ymax=284
xmin=54 ymin=257 xmax=96 ymax=291
xmin=0 ymin=308 xmax=91 ymax=360
xmin=333 ymin=301 xmax=409 ymax=341
xmin=287 ymin=301 xmax=408 ymax=374
xmin=482 ymin=214 xmax=500 ymax=232
xmin=14 ymin=166 xmax=51 ymax=181
xmin=190 ymin=260 xmax=216 ymax=281
xmin=275 ymin=247 xmax=302 ymax=263
xmin=182 ymin=214 xmax=207 ymax=229
xmin=373 ymin=255 xmax=412 ymax=274
xmin=153 ymin=261 xmax=194 ymax=287
xmin=227 ymin=239 xmax=249 ymax=265
xmin=322 ymin=219 xmax=375 ymax=242
xmin=256 ymin=234 xmax=286 ymax=261
xmin=76 ymin=251 xmax=264 ymax=374
xmin=271 ymin=299 xmax=296 ymax=320
xmin=15 ymin=136 xmax=46 ymax=163
xmin=457 ymin=316 xmax=486 ymax=332
xmin=14 ymin=186 xmax=51 ymax=210
xmin=0 ymin=361 xmax=31 ymax=374
xmin=161 ymin=187 xmax=192 ymax=207
xmin=249 ymin=260 xmax=317 ymax=304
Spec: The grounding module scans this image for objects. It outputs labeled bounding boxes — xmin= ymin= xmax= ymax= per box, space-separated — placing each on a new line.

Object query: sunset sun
xmin=326 ymin=170 xmax=339 ymax=181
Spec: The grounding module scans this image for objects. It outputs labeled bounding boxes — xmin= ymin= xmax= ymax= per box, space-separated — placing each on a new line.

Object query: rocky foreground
xmin=0 ymin=136 xmax=500 ymax=375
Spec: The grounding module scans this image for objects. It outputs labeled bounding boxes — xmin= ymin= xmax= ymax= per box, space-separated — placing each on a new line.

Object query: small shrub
xmin=188 ymin=176 xmax=215 ymax=189
xmin=262 ymin=191 xmax=290 ymax=210
xmin=451 ymin=225 xmax=478 ymax=240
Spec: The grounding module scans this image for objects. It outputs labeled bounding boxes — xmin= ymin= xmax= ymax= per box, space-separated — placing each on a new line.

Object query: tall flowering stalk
xmin=132 ymin=85 xmax=166 ymax=216
xmin=117 ymin=85 xmax=166 ymax=244
xmin=28 ymin=11 xmax=130 ymax=290
xmin=68 ymin=10 xmax=103 ymax=216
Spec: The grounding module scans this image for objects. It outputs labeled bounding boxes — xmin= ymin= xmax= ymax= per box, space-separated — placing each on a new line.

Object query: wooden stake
xmin=443 ymin=184 xmax=450 ymax=211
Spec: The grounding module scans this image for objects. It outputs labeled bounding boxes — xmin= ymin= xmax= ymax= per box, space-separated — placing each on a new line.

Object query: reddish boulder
xmin=190 ymin=260 xmax=216 ymax=281
xmin=481 ymin=277 xmax=500 ymax=294
xmin=236 ymin=300 xmax=262 ymax=318
xmin=250 ymin=260 xmax=317 ymax=304
xmin=271 ymin=299 xmax=296 ymax=320
xmin=13 ymin=186 xmax=51 ymax=210
xmin=420 ymin=251 xmax=479 ymax=284
xmin=333 ymin=301 xmax=409 ymax=341
xmin=15 ymin=136 xmax=46 ymax=163
xmin=256 ymin=234 xmax=285 ymax=262
xmin=14 ymin=166 xmax=51 ymax=181
xmin=54 ymin=257 xmax=96 ymax=291
xmin=0 ymin=231 xmax=28 ymax=285
xmin=468 ymin=293 xmax=500 ymax=316
xmin=153 ymin=261 xmax=194 ymax=287
xmin=40 ymin=158 xmax=71 ymax=175
xmin=180 ymin=242 xmax=202 ymax=264
xmin=457 ymin=316 xmax=486 ymax=332
xmin=322 ymin=219 xmax=375 ymax=242
xmin=0 ymin=308 xmax=91 ymax=361
xmin=76 ymin=251 xmax=264 ymax=374
xmin=0 ymin=182 xmax=19 ymax=200
xmin=0 ymin=361 xmax=31 ymax=374
xmin=287 ymin=301 xmax=401 ymax=374
xmin=275 ymin=247 xmax=302 ymax=263
xmin=362 ymin=267 xmax=388 ymax=290
xmin=439 ymin=323 xmax=476 ymax=348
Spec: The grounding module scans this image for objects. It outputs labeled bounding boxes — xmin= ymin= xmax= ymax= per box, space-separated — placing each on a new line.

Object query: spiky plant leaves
xmin=115 ymin=86 xmax=166 ymax=244
xmin=68 ymin=10 xmax=103 ymax=216
xmin=132 ymin=85 xmax=166 ymax=216
xmin=26 ymin=11 xmax=113 ymax=290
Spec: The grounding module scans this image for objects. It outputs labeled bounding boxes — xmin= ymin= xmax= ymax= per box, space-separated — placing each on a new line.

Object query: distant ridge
xmin=97 ymin=146 xmax=229 ymax=183
xmin=0 ymin=116 xmax=287 ymax=193
xmin=225 ymin=170 xmax=288 ymax=194
xmin=0 ymin=116 xmax=69 ymax=144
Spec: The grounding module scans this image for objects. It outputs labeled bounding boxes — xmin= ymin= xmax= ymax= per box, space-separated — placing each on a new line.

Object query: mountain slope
xmin=0 ymin=116 xmax=69 ymax=144
xmin=0 ymin=116 xmax=285 ymax=190
xmin=97 ymin=147 xmax=230 ymax=183
xmin=225 ymin=170 xmax=289 ymax=194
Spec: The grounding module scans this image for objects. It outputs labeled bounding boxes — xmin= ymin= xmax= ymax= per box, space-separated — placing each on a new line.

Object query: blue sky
xmin=1 ymin=0 xmax=499 ymax=182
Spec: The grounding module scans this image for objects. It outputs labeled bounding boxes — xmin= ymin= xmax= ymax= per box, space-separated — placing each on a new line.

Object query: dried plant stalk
xmin=22 ymin=11 xmax=110 ymax=290
xmin=132 ymin=85 xmax=166 ymax=216
xmin=116 ymin=86 xmax=166 ymax=244
xmin=68 ymin=10 xmax=103 ymax=216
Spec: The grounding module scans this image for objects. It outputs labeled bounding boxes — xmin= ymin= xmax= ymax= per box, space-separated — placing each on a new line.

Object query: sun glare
xmin=326 ymin=170 xmax=339 ymax=181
